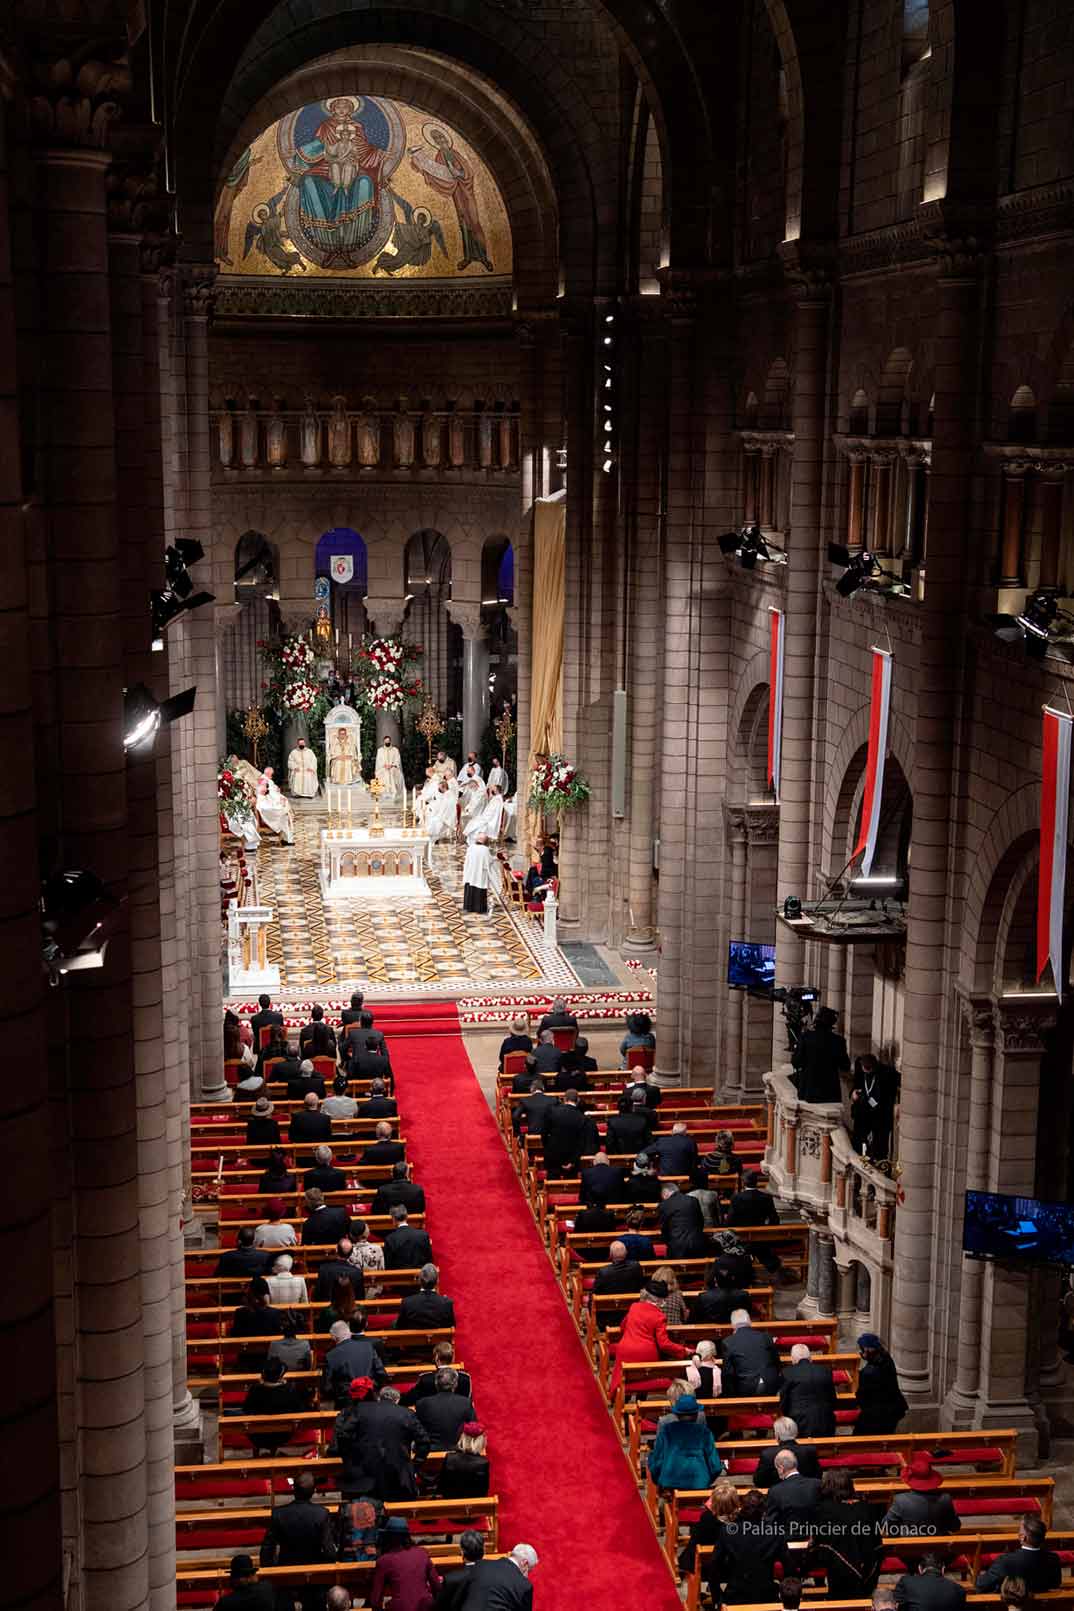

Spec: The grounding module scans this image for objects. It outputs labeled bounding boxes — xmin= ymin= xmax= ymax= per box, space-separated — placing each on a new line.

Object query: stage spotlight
xmin=123 ymin=683 xmax=197 ymax=752
xmin=719 ymin=525 xmax=782 ymax=570
xmin=987 ymin=589 xmax=1073 ymax=660
xmin=828 ymin=542 xmax=911 ymax=599
xmin=41 ymin=869 xmax=125 ymax=984
xmin=718 ymin=531 xmax=741 ymax=555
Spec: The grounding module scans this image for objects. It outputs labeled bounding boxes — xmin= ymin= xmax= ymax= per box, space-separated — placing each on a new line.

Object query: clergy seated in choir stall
xmin=463 ymin=751 xmax=483 ymax=778
xmin=255 ymin=767 xmax=296 ymax=844
xmin=433 ymin=749 xmax=456 ymax=780
xmin=416 ymin=768 xmax=441 ymax=829
xmin=375 ymin=736 xmax=404 ymax=802
xmin=466 ymin=784 xmax=506 ymax=845
xmin=287 ymin=738 xmax=319 ymax=799
xmin=486 ymin=759 xmax=509 ymax=794
xmin=462 ymin=834 xmax=496 ymax=914
xmin=426 ymin=777 xmax=458 ymax=843
xmin=458 ymin=765 xmax=487 ymax=837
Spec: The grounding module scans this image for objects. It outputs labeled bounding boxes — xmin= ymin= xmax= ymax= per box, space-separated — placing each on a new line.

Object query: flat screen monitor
xmin=962 ymin=1190 xmax=1074 ymax=1268
xmin=728 ymin=940 xmax=776 ymax=991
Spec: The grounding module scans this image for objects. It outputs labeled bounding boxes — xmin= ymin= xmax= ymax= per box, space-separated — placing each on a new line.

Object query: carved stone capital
xmin=363 ymin=595 xmax=408 ymax=638
xmin=957 ymin=992 xmax=995 ymax=1049
xmin=178 ymin=263 xmax=217 ymax=321
xmin=724 ymin=804 xmax=748 ymax=840
xmin=992 ymin=1003 xmax=1056 ymax=1056
xmin=28 ymin=49 xmax=130 ymax=150
xmin=447 ymin=602 xmax=486 ymax=641
xmin=746 ymin=804 xmax=780 ymax=844
xmin=779 ymin=240 xmax=835 ymax=303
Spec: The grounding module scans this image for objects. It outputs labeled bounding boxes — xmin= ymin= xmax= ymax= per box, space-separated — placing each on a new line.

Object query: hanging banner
xmin=330 ymin=554 xmax=354 ymax=585
xmin=1037 ymin=706 xmax=1072 ymax=999
xmin=768 ymin=607 xmax=785 ymax=799
xmin=853 ymin=647 xmax=893 ymax=877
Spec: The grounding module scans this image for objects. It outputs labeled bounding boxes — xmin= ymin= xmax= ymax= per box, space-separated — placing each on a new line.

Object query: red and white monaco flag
xmin=1037 ymin=707 xmax=1072 ymax=999
xmin=852 ymin=648 xmax=893 ymax=878
xmin=768 ymin=607 xmax=785 ymax=799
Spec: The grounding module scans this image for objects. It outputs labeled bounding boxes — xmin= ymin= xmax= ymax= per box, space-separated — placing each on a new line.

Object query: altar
xmin=319 ymin=826 xmax=433 ymax=901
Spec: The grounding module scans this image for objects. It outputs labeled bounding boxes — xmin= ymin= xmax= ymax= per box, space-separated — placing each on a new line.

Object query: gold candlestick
xmin=242 ymin=705 xmax=270 ymax=770
xmin=494 ymin=704 xmax=516 ymax=766
xmin=367 ymin=776 xmax=385 ymax=837
xmin=417 ymin=699 xmax=444 ymax=764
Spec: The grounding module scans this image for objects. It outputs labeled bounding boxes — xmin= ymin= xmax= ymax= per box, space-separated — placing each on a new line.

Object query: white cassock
xmin=487 ymin=763 xmax=508 ymax=794
xmin=466 ymin=793 xmax=505 ymax=844
xmin=256 ymin=778 xmax=295 ymax=843
xmin=462 ymin=840 xmax=496 ymax=913
xmin=433 ymin=757 xmax=457 ymax=780
xmin=501 ymin=795 xmax=518 ymax=841
xmin=416 ymin=776 xmax=440 ymax=827
xmin=464 ymin=760 xmax=484 ymax=779
xmin=426 ymin=784 xmax=458 ymax=842
xmin=375 ymin=743 xmax=403 ymax=801
xmin=227 ymin=810 xmax=261 ymax=851
xmin=458 ymin=772 xmax=487 ymax=836
xmin=287 ymin=745 xmax=319 ymax=799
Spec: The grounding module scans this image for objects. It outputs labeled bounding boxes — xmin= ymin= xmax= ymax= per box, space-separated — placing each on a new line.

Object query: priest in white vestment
xmin=487 ymin=760 xmax=509 ymax=795
xmin=375 ymin=736 xmax=403 ymax=801
xmin=433 ymin=750 xmax=457 ymax=780
xmin=287 ymin=738 xmax=319 ymax=798
xmin=464 ymin=752 xmax=484 ymax=778
xmin=466 ymin=785 xmax=505 ymax=844
xmin=462 ymin=834 xmax=496 ymax=913
xmin=458 ymin=765 xmax=487 ymax=836
xmin=255 ymin=767 xmax=295 ymax=844
xmin=416 ymin=767 xmax=440 ymax=827
xmin=501 ymin=794 xmax=518 ymax=842
xmin=327 ymin=725 xmax=360 ymax=785
xmin=426 ymin=777 xmax=458 ymax=842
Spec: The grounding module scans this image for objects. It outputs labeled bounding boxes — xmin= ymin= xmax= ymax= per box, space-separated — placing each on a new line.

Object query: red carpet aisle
xmin=387 ymin=1004 xmax=682 ymax=1610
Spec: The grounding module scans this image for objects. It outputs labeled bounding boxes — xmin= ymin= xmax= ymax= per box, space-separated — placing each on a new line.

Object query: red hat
xmin=349 ymin=1376 xmax=375 ymax=1401
xmin=903 ymin=1452 xmax=941 ymax=1490
xmin=267 ymin=1198 xmax=287 ymax=1218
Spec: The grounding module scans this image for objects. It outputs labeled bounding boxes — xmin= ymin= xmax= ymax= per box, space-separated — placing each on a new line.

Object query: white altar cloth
xmin=319 ymin=826 xmax=433 ymax=901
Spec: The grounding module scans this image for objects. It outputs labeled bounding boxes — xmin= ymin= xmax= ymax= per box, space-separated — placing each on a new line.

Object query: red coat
xmin=610 ymin=1298 xmax=690 ymax=1391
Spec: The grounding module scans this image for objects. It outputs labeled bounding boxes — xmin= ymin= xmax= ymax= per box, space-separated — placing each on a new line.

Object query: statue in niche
xmin=448 ymin=410 xmax=466 ymax=468
xmin=394 ymin=401 xmax=415 ymax=468
xmin=218 ymin=408 xmax=234 ymax=467
xmin=300 ymin=394 xmax=321 ymax=468
xmin=422 ymin=410 xmax=441 ymax=468
xmin=328 ymin=394 xmax=352 ymax=468
xmin=266 ymin=400 xmax=287 ymax=468
xmin=240 ymin=400 xmax=259 ymax=468
xmin=356 ymin=398 xmax=380 ymax=468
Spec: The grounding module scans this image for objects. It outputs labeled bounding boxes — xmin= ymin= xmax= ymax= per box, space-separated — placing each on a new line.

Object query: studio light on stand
xmin=986 ymin=589 xmax=1074 ymax=661
xmin=150 ymin=538 xmax=215 ymax=650
xmin=123 ymin=683 xmax=197 ymax=753
xmin=41 ymin=869 xmax=125 ymax=985
xmin=719 ymin=525 xmax=787 ymax=571
xmin=827 ymin=543 xmax=911 ymax=600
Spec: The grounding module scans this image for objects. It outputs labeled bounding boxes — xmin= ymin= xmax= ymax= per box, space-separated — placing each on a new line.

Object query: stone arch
xmin=234 ymin=530 xmax=279 ymax=594
xmin=823 ymin=699 xmax=914 ymax=878
xmin=876 ymin=347 xmax=915 ymax=435
xmin=760 ymin=0 xmax=846 ymax=245
xmin=848 ymin=386 xmax=872 ymax=436
xmin=961 ymin=784 xmax=1074 ymax=995
xmin=762 ymin=359 xmax=791 ymax=430
xmin=1008 ymin=384 xmax=1039 ymax=445
xmin=729 ymin=652 xmax=773 ymax=797
xmin=627 ymin=88 xmax=666 ymax=296
xmin=481 ymin=535 xmax=513 ymax=607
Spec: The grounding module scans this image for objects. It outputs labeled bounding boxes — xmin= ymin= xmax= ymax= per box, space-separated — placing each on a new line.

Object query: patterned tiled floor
xmin=254 ymin=812 xmax=579 ymax=996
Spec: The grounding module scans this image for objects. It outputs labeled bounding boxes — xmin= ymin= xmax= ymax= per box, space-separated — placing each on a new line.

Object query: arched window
xmin=315 ymin=528 xmax=368 ymax=592
xmin=1008 ymin=385 xmax=1038 ymax=444
xmin=481 ymin=537 xmax=514 ymax=606
xmin=234 ymin=531 xmax=278 ymax=596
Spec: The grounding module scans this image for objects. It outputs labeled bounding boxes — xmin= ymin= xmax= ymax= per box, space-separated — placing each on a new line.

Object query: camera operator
xmin=790 ymin=1006 xmax=849 ymax=1103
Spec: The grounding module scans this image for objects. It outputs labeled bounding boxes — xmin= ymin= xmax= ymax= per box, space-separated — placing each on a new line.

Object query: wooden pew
xmin=612 ymin=1351 xmax=861 ymax=1413
xmin=563 ymin=1234 xmax=809 ymax=1303
xmin=594 ymin=1317 xmax=839 ymax=1385
xmin=186 ymin=1327 xmax=455 ymax=1375
xmin=582 ymin=1288 xmax=777 ymax=1353
xmin=175 ymin=1552 xmax=506 ymax=1608
xmin=210 ymin=1210 xmax=420 ymax=1248
xmin=176 ymin=1494 xmax=499 ymax=1551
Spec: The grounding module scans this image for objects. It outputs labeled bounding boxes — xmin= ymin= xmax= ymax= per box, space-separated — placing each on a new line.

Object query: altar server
xmin=462 ymin=834 xmax=497 ymax=914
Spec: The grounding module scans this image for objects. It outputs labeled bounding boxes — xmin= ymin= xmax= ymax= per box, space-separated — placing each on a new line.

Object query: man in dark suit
xmin=763 ymin=1450 xmax=822 ymax=1541
xmin=413 ymin=1368 xmax=477 ymax=1449
xmin=574 ymin=1202 xmax=617 ymax=1233
xmin=510 ymin=1055 xmax=539 ymax=1094
xmin=286 ymin=1059 xmax=327 ymax=1103
xmin=273 ymin=1043 xmax=304 ymax=1091
xmin=214 ymin=1553 xmax=275 ymax=1611
xmin=538 ymin=998 xmax=577 ymax=1032
xmin=752 ymin=1417 xmax=822 ymax=1487
xmin=403 ymin=1344 xmax=473 ymax=1409
xmin=850 ymin=1053 xmax=900 ymax=1159
xmin=356 ymin=1009 xmax=387 ymax=1054
xmin=300 ymin=1189 xmax=352 ymax=1246
xmin=606 ymin=1094 xmax=655 ymax=1156
xmin=395 ymin=1264 xmax=455 ymax=1329
xmin=512 ymin=1079 xmax=557 ymax=1137
xmin=250 ymin=994 xmax=284 ymax=1045
xmin=383 ymin=1205 xmax=432 ymax=1270
xmin=432 ymin=1529 xmax=484 ymax=1610
xmin=313 ymin=1239 xmax=364 ymax=1300
xmin=289 ymin=1093 xmax=332 ymax=1144
xmin=647 ymin=1122 xmax=699 ymax=1179
xmin=729 ymin=1171 xmax=780 ymax=1226
xmin=459 ymin=1545 xmax=538 ymax=1608
xmin=791 ymin=1006 xmax=850 ymax=1104
xmin=658 ymin=1183 xmax=708 ymax=1256
xmin=321 ymin=1316 xmax=387 ymax=1405
xmin=371 ymin=1162 xmax=426 ymax=1216
xmin=559 ymin=1035 xmax=598 ymax=1079
xmin=359 ymin=1120 xmax=405 ymax=1168
xmin=540 ymin=1091 xmax=598 ymax=1174
xmin=532 ymin=1030 xmax=563 ymax=1075
xmin=348 ymin=1035 xmax=393 ymax=1083
xmin=975 ymin=1518 xmax=1063 ymax=1592
xmin=339 ymin=991 xmax=365 ymax=1031
xmin=304 ymin=1144 xmax=346 ymax=1194
xmin=216 ymin=1227 xmax=271 ymax=1277
xmin=357 ymin=1078 xmax=397 ymax=1118
xmin=895 ymin=1555 xmax=968 ymax=1611
xmin=299 ymin=1005 xmax=337 ymax=1061
xmin=720 ymin=1311 xmax=783 ymax=1396
xmin=779 ymin=1344 xmax=837 ymax=1436
xmin=592 ymin=1240 xmax=643 ymax=1296
xmin=580 ymin=1151 xmax=626 ymax=1207
xmin=259 ymin=1470 xmax=334 ymax=1594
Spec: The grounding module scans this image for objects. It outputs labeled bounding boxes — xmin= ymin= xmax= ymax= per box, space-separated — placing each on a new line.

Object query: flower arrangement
xmin=528 ymin=752 xmax=590 ymax=814
xmin=218 ymin=760 xmax=254 ymax=825
xmin=353 ymin=636 xmax=423 ymax=717
xmin=257 ymin=633 xmax=330 ymax=723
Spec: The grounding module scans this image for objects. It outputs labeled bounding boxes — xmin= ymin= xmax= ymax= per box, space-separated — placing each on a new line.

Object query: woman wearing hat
xmin=245 ymin=1095 xmax=280 ymax=1146
xmin=619 ymin=1011 xmax=657 ymax=1068
xmin=646 ymin=1391 xmax=723 ymax=1492
xmin=369 ymin=1516 xmax=442 ymax=1611
xmin=438 ymin=1422 xmax=490 ymax=1499
xmin=881 ymin=1454 xmax=961 ymax=1535
xmin=609 ymin=1278 xmax=691 ymax=1392
xmin=854 ymin=1333 xmax=908 ymax=1434
xmin=256 ymin=1148 xmax=297 ymax=1197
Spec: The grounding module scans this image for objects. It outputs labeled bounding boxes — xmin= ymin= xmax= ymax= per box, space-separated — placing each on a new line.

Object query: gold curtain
xmin=526 ymin=494 xmax=566 ymax=852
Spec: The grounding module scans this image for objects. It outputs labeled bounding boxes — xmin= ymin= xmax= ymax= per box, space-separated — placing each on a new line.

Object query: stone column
xmin=890 ymin=241 xmax=983 ymax=1414
xmin=0 ymin=99 xmax=65 ymax=1611
xmin=998 ymin=464 xmax=1028 ymax=587
xmin=816 ymin=1234 xmax=836 ymax=1318
xmin=942 ymin=1001 xmax=994 ymax=1427
xmin=109 ymin=217 xmax=177 ymax=1607
xmin=722 ymin=809 xmax=748 ymax=1099
xmin=34 ymin=133 xmax=150 ymax=1611
xmin=773 ymin=268 xmax=831 ymax=1047
xmin=1036 ymin=471 xmax=1066 ymax=592
xmin=452 ymin=605 xmax=489 ymax=758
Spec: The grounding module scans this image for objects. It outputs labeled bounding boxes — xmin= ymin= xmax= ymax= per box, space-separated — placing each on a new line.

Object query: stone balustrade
xmin=764 ymin=1068 xmax=897 ymax=1338
xmin=212 ymin=399 xmax=520 ymax=477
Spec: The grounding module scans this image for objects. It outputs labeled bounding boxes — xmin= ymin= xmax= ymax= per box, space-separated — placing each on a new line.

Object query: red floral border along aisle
xmin=227 ymin=988 xmax=655 ymax=1025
